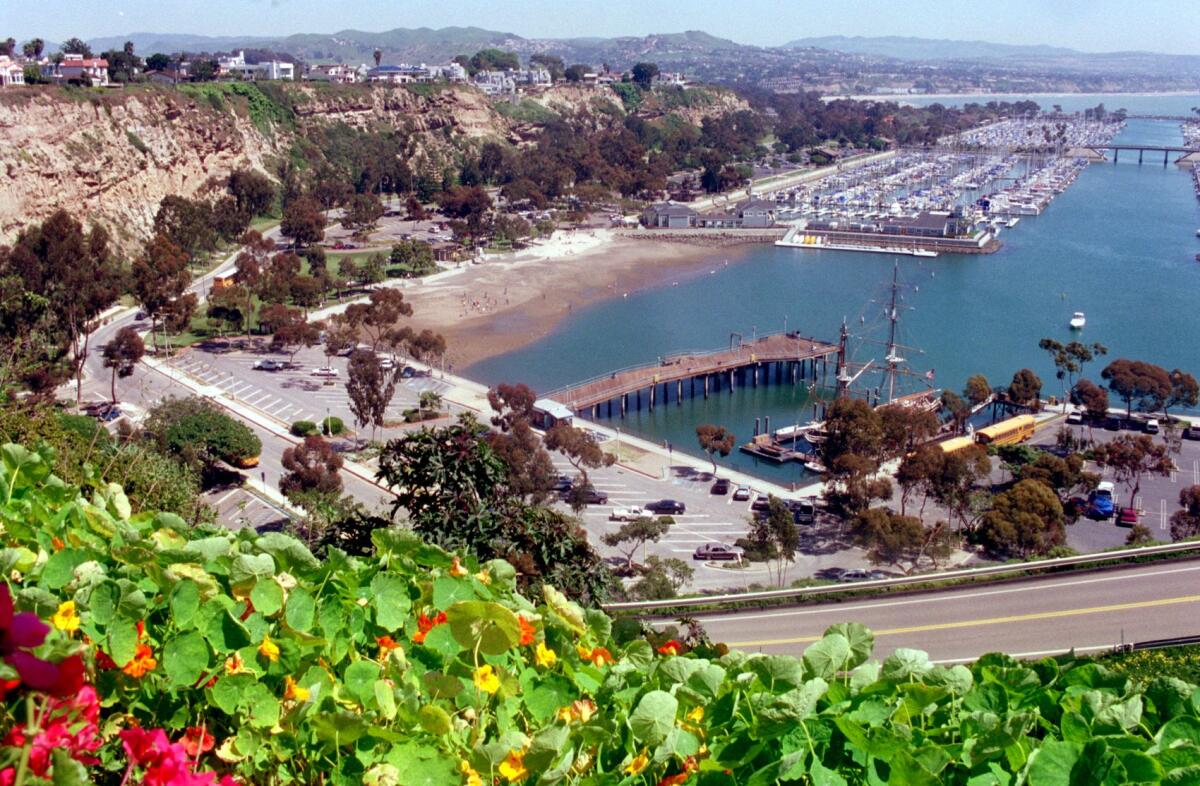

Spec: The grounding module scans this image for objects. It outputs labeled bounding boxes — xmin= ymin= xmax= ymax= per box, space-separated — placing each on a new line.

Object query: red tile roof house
xmin=42 ymin=54 xmax=110 ymax=86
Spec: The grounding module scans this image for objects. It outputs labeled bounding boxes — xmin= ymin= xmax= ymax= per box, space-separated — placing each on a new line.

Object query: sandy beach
xmin=399 ymin=229 xmax=749 ymax=369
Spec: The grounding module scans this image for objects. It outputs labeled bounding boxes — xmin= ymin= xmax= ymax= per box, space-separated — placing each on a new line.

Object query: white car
xmin=609 ymin=506 xmax=645 ymax=522
xmin=310 ymin=367 xmax=339 ymax=378
xmin=1066 ymin=410 xmax=1084 ymax=425
xmin=1144 ymin=418 xmax=1160 ymax=434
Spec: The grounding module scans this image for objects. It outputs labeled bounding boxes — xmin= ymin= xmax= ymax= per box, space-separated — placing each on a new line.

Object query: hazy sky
xmin=7 ymin=0 xmax=1200 ymax=54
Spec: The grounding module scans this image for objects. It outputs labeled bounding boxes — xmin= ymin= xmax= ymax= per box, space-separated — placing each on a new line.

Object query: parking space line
xmin=246 ymin=392 xmax=270 ymax=405
xmin=1161 ymin=498 xmax=1168 ymax=530
xmin=1194 ymin=460 xmax=1198 ymax=485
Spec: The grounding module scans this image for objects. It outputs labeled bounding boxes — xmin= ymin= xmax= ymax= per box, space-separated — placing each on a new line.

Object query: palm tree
xmin=419 ymin=390 xmax=442 ymax=413
xmin=373 ymin=49 xmax=382 ymax=67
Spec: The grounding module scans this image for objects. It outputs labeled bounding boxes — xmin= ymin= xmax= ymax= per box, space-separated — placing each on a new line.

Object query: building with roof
xmin=219 ymin=52 xmax=294 ymax=81
xmin=0 ymin=57 xmax=25 ymax=88
xmin=642 ymin=203 xmax=699 ymax=228
xmin=42 ymin=54 xmax=109 ymax=86
xmin=307 ymin=64 xmax=359 ymax=84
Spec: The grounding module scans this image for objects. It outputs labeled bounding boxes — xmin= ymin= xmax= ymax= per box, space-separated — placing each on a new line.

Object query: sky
xmin=6 ymin=0 xmax=1200 ymax=54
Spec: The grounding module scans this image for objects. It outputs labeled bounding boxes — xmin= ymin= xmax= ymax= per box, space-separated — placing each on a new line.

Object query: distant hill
xmin=785 ymin=35 xmax=1083 ymax=61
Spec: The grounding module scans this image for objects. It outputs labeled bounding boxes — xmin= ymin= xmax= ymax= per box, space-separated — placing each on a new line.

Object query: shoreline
xmin=826 ymin=90 xmax=1200 ymax=103
xmin=401 ymin=230 xmax=758 ymax=370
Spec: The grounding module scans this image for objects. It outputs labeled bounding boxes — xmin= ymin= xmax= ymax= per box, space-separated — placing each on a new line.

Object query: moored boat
xmin=1069 ymin=311 xmax=1086 ymax=329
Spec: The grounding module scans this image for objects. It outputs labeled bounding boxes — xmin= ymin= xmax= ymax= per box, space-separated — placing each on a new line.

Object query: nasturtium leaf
xmin=242 ymin=684 xmax=280 ymax=728
xmin=16 ymin=587 xmax=58 ymax=618
xmin=1027 ymin=740 xmax=1082 ymax=786
xmin=804 ymin=633 xmax=852 ymax=679
xmin=107 ymin=619 xmax=139 ymax=667
xmin=422 ymin=671 xmax=463 ymax=700
xmin=381 ymin=742 xmax=458 ymax=786
xmin=687 ymin=663 xmax=727 ymax=699
xmin=656 ymin=727 xmax=701 ymax=761
xmin=374 ymin=680 xmax=397 ymax=720
xmin=371 ymin=529 xmax=452 ymax=566
xmin=204 ymin=609 xmax=252 ymax=652
xmin=255 ymin=531 xmax=320 ymax=573
xmin=230 ymin=553 xmax=275 ymax=587
xmin=630 ymin=690 xmax=678 ymax=745
xmin=164 ymin=563 xmax=221 ymax=599
xmin=445 ymin=601 xmax=521 ymax=655
xmin=178 ymin=536 xmax=234 ymax=564
xmin=370 ymin=573 xmax=411 ymax=631
xmin=882 ymin=647 xmax=934 ymax=682
xmin=622 ymin=639 xmax=654 ymax=669
xmin=0 ymin=547 xmax=36 ymax=576
xmin=748 ymin=654 xmax=806 ymax=691
xmin=432 ymin=576 xmax=475 ymax=609
xmin=824 ymin=622 xmax=875 ymax=668
xmin=525 ymin=725 xmax=570 ymax=773
xmin=163 ymin=631 xmax=210 ymax=687
xmin=1155 ymin=716 xmax=1200 ymax=749
xmin=285 ymin=586 xmax=316 ymax=632
xmin=211 ymin=674 xmax=253 ymax=715
xmin=418 ymin=704 xmax=452 ymax=736
xmin=520 ymin=672 xmax=575 ymax=723
xmin=168 ymin=580 xmax=200 ymax=628
xmin=311 ymin=711 xmax=368 ymax=746
xmin=542 ymin=585 xmax=586 ymax=635
xmin=660 ymin=656 xmax=704 ymax=685
xmin=344 ymin=660 xmax=382 ymax=704
xmin=585 ymin=609 xmax=611 ymax=642
xmin=250 ymin=579 xmax=283 ymax=617
xmin=49 ymin=748 xmax=89 ymax=786
xmin=483 ymin=559 xmax=516 ymax=591
xmin=42 ymin=548 xmax=89 ymax=589
xmin=809 ymin=758 xmax=849 ymax=786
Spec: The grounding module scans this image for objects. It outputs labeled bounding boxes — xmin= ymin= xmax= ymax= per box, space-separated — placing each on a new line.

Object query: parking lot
xmin=201 ymin=484 xmax=293 ymax=532
xmin=168 ymin=344 xmax=455 ymax=431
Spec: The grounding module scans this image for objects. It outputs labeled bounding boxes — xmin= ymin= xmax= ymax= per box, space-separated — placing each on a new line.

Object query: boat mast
xmin=884 ymin=262 xmax=902 ymax=403
xmin=836 ymin=318 xmax=851 ymax=398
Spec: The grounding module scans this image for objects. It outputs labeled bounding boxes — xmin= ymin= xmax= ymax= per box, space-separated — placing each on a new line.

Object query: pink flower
xmin=1 ymin=684 xmax=102 ymax=775
xmin=120 ymin=727 xmax=234 ymax=786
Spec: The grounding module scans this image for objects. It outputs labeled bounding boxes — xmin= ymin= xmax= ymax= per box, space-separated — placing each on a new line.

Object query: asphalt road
xmin=688 ymin=559 xmax=1200 ymax=661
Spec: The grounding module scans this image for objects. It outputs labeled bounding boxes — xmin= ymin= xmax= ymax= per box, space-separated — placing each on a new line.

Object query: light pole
xmin=325 ymin=406 xmax=331 ymax=436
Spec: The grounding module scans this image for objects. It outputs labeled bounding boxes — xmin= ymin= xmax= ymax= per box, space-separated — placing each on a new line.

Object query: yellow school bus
xmin=937 ymin=436 xmax=977 ymax=454
xmin=974 ymin=415 xmax=1037 ymax=447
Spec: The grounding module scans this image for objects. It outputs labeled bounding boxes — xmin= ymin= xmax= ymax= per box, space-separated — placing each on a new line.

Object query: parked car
xmin=646 ymin=499 xmax=686 ymax=515
xmin=1104 ymin=416 xmax=1123 ymax=431
xmin=609 ymin=506 xmax=645 ymax=522
xmin=710 ymin=478 xmax=730 ymax=495
xmin=565 ymin=486 xmax=608 ymax=506
xmin=135 ymin=310 xmax=147 ymax=321
xmin=1065 ymin=496 xmax=1089 ymax=517
xmin=310 ymin=367 xmax=339 ymax=378
xmin=750 ymin=494 xmax=772 ymax=513
xmin=1144 ymin=418 xmax=1160 ymax=435
xmin=1066 ymin=410 xmax=1084 ymax=425
xmin=1088 ymin=481 xmax=1116 ymax=519
xmin=252 ymin=359 xmax=285 ymax=371
xmin=1186 ymin=425 xmax=1200 ymax=440
xmin=692 ymin=543 xmax=743 ymax=562
xmin=1117 ymin=507 xmax=1139 ymax=527
xmin=551 ymin=475 xmax=573 ymax=493
xmin=789 ymin=499 xmax=817 ymax=524
xmin=732 ymin=485 xmax=752 ymax=501
xmin=836 ymin=568 xmax=887 ymax=583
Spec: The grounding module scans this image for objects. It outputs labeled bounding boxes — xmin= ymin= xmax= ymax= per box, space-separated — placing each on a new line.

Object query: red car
xmin=1117 ymin=507 xmax=1139 ymax=527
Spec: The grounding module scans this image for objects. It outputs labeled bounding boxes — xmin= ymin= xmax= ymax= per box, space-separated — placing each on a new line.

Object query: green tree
xmin=346 ymin=348 xmax=397 ymax=443
xmin=1102 ymin=359 xmax=1172 ymax=416
xmin=101 ymin=327 xmax=144 ymax=403
xmin=1075 ymin=378 xmax=1109 ymax=423
xmin=228 ymin=170 xmax=275 ymax=217
xmin=851 ymin=508 xmax=927 ymax=573
xmin=1166 ymin=369 xmax=1199 ymax=419
xmin=629 ymin=555 xmax=693 ymax=600
xmin=22 ymin=39 xmax=44 ymax=59
xmin=147 ymin=397 xmax=261 ymax=467
xmin=695 ymin=424 xmax=735 ymax=473
xmin=270 ymin=310 xmax=321 ymax=364
xmin=631 ymin=62 xmax=660 ymax=89
xmin=485 ymin=417 xmax=556 ymax=503
xmin=545 ymin=423 xmax=615 ymax=491
xmin=940 ymin=390 xmax=971 ymax=434
xmin=877 ymin=403 xmax=939 ymax=458
xmin=280 ymin=196 xmax=326 ymax=247
xmin=388 ymin=240 xmax=436 ymax=277
xmin=1007 ymin=368 xmax=1043 ymax=409
xmin=131 ymin=234 xmax=191 ymax=351
xmin=59 ymin=37 xmax=92 ymax=57
xmin=977 ymin=479 xmax=1065 ymax=558
xmin=1168 ymin=485 xmax=1200 ymax=542
xmin=529 ymin=53 xmax=565 ymax=81
xmin=341 ymin=193 xmax=384 ymax=238
xmin=337 ymin=288 xmax=414 ymax=351
xmin=963 ymin=374 xmax=991 ymax=407
xmin=564 ymin=64 xmax=588 ymax=83
xmin=1093 ymin=433 xmax=1174 ymax=504
xmin=601 ymin=516 xmax=672 ymax=568
xmin=281 ymin=435 xmax=343 ymax=498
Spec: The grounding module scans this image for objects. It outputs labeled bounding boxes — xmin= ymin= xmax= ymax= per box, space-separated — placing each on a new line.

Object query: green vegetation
xmin=177 ymin=81 xmax=294 ymax=133
xmin=493 ymin=98 xmax=559 ymax=124
xmin=1098 ymin=646 xmax=1200 ymax=685
xmin=125 ymin=129 xmax=149 ymax=154
xmin=1 ymin=447 xmax=1199 ymax=785
xmin=610 ymin=81 xmax=643 ymax=112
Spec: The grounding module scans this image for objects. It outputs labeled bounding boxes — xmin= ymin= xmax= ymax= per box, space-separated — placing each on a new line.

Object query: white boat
xmin=1069 ymin=311 xmax=1086 ymax=329
xmin=1007 ymin=218 xmax=1020 ymax=228
xmin=912 ymin=248 xmax=938 ymax=258
xmin=1195 ymin=228 xmax=1200 ymax=237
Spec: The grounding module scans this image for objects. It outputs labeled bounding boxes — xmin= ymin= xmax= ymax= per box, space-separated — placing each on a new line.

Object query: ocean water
xmin=467 ymin=112 xmax=1200 ymax=482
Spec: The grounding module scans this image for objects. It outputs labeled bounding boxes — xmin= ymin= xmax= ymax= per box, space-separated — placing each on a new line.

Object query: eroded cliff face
xmin=0 ymin=89 xmax=278 ymax=249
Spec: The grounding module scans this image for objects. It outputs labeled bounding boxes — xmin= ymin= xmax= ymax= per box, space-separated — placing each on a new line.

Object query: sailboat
xmin=1069 ymin=311 xmax=1086 ymax=329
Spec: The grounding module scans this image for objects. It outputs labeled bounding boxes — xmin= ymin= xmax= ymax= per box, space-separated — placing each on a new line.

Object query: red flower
xmin=376 ymin=635 xmax=402 ymax=656
xmin=2 ymin=685 xmax=102 ymax=776
xmin=121 ymin=727 xmax=234 ymax=786
xmin=179 ymin=726 xmax=215 ymax=758
xmin=412 ymin=611 xmax=447 ymax=645
xmin=136 ymin=620 xmax=146 ymax=639
xmin=94 ymin=649 xmax=118 ymax=670
xmin=657 ymin=640 xmax=682 ymax=656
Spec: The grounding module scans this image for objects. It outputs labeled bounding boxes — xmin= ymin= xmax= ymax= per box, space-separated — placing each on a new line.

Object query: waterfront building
xmin=307 ymin=64 xmax=359 ymax=84
xmin=642 ymin=203 xmax=700 ymax=228
xmin=0 ymin=57 xmax=25 ymax=88
xmin=42 ymin=54 xmax=109 ymax=86
xmin=219 ymin=51 xmax=295 ymax=81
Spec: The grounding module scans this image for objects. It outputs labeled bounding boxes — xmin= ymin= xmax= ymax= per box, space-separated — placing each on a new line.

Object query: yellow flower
xmin=258 ymin=634 xmax=280 ymax=662
xmin=474 ymin=570 xmax=492 ymax=585
xmin=473 ymin=664 xmax=500 ymax=694
xmin=624 ymin=751 xmax=650 ymax=776
xmin=556 ymin=699 xmax=597 ymax=724
xmin=459 ymin=760 xmax=483 ymax=786
xmin=497 ymin=750 xmax=528 ymax=783
xmin=686 ymin=706 xmax=704 ymax=724
xmin=535 ymin=641 xmax=558 ymax=669
xmin=283 ymin=675 xmax=310 ymax=702
xmin=449 ymin=556 xmax=469 ymax=577
xmin=51 ymin=600 xmax=80 ymax=633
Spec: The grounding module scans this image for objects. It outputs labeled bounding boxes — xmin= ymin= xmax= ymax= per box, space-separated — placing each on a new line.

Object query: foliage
xmin=147 ymin=397 xmax=261 ymax=467
xmin=963 ymin=374 xmax=992 ymax=406
xmin=1102 ymin=359 xmax=1172 ymax=416
xmin=281 ymin=435 xmax=344 ymax=498
xmin=101 ymin=326 xmax=145 ymax=403
xmin=627 ymin=555 xmax=694 ymax=601
xmin=744 ymin=497 xmax=800 ymax=586
xmin=1168 ymin=485 xmax=1200 ymax=542
xmin=346 ymin=349 xmax=397 ymax=441
xmin=601 ymin=516 xmax=672 ymax=568
xmin=977 ymin=478 xmax=1065 ymax=558
xmin=851 ymin=507 xmax=953 ymax=573
xmin=1098 ymin=645 xmax=1200 ymax=685
xmin=321 ymin=416 xmax=345 ymax=436
xmin=544 ymin=424 xmax=614 ymax=488
xmin=290 ymin=420 xmax=319 ymax=437
xmin=1007 ymin=368 xmax=1043 ymax=409
xmin=280 ymin=196 xmax=325 ymax=247
xmin=1093 ymin=434 xmax=1173 ymax=502
xmin=694 ymin=424 xmax=734 ymax=473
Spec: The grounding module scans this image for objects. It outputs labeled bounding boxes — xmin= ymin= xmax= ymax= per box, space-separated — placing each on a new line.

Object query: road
xmin=688 ymin=559 xmax=1200 ymax=661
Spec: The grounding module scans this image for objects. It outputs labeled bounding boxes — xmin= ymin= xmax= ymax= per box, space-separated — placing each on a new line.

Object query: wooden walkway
xmin=548 ymin=333 xmax=839 ymax=412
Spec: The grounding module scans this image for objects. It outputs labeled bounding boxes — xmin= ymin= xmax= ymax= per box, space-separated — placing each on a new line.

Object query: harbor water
xmin=467 ymin=108 xmax=1200 ymax=483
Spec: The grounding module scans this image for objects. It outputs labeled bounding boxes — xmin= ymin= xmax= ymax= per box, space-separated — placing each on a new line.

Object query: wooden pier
xmin=547 ymin=332 xmax=839 ymax=418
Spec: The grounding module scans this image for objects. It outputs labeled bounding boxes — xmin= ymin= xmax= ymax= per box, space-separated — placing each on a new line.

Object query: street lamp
xmin=325 ymin=407 xmax=331 ymax=436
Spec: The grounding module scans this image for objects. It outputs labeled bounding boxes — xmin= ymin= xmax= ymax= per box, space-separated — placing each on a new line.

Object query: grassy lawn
xmin=250 ymin=216 xmax=281 ymax=233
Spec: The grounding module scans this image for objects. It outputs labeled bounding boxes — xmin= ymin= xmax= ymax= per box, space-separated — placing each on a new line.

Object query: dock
xmin=546 ymin=332 xmax=839 ymax=417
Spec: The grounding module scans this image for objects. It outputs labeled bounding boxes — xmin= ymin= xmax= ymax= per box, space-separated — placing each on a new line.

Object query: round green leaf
xmin=630 ymin=690 xmax=678 ymax=745
xmin=418 ymin=704 xmax=452 ymax=736
xmin=163 ymin=631 xmax=211 ymax=687
xmin=250 ymin=579 xmax=283 ymax=617
xmin=445 ymin=601 xmax=521 ymax=656
xmin=285 ymin=587 xmax=316 ymax=632
xmin=168 ymin=580 xmax=200 ymax=628
xmin=344 ymin=660 xmax=381 ymax=704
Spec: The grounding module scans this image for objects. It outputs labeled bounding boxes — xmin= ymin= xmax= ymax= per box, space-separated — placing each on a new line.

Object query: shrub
xmin=290 ymin=419 xmax=318 ymax=437
xmin=320 ymin=415 xmax=345 ymax=435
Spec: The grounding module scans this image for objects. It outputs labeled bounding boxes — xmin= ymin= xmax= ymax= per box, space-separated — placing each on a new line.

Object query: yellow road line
xmin=727 ymin=594 xmax=1200 ymax=648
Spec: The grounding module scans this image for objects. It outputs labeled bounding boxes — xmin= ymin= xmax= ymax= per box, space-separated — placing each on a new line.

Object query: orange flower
xmin=657 ymin=640 xmax=682 ymax=656
xmin=658 ymin=774 xmax=689 ymax=786
xmin=376 ymin=635 xmax=402 ymax=657
xmin=136 ymin=620 xmax=146 ymax=639
xmin=123 ymin=643 xmax=157 ymax=678
xmin=449 ymin=556 xmax=469 ymax=577
xmin=224 ymin=652 xmax=245 ymax=675
xmin=283 ymin=675 xmax=310 ymax=702
xmin=576 ymin=646 xmax=616 ymax=668
xmin=51 ymin=536 xmax=65 ymax=550
xmin=412 ymin=611 xmax=447 ymax=645
xmin=517 ymin=616 xmax=535 ymax=647
xmin=179 ymin=726 xmax=215 ymax=758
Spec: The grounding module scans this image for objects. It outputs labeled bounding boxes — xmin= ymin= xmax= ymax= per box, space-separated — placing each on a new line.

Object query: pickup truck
xmin=609 ymin=506 xmax=645 ymax=522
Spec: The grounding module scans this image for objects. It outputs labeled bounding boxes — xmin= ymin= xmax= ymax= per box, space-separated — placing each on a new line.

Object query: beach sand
xmin=402 ymin=230 xmax=745 ymax=368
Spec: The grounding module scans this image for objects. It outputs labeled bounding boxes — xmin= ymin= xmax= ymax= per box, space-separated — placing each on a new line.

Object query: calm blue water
xmin=896 ymin=93 xmax=1200 ymax=116
xmin=468 ymin=109 xmax=1200 ymax=483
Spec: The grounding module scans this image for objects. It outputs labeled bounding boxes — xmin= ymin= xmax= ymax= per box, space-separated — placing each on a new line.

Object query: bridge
xmin=546 ymin=332 xmax=839 ymax=418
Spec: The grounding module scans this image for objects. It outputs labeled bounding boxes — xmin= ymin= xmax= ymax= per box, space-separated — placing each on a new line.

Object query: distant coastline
xmin=824 ymin=90 xmax=1200 ymax=103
